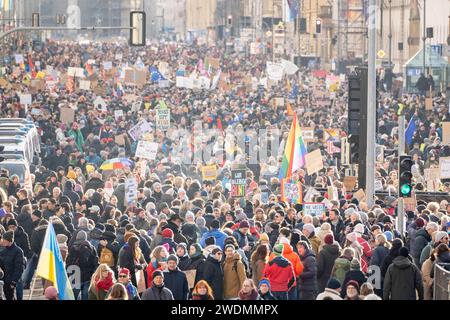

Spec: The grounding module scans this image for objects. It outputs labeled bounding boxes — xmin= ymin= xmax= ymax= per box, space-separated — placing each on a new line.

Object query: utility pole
xmin=366 ymin=0 xmax=377 ymax=208
xmin=272 ymin=0 xmax=275 ymax=61
xmin=422 ymin=0 xmax=426 ymax=73
xmin=337 ymin=0 xmax=341 ymax=70
xmin=388 ymin=0 xmax=392 ymax=68
xmin=397 ymin=115 xmax=406 ymax=236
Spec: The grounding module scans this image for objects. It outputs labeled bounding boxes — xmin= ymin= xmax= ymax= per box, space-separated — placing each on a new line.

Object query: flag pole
xmin=28 ymin=274 xmax=38 ymax=300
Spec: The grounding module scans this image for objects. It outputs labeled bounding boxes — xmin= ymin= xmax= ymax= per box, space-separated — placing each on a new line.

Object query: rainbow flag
xmin=36 ymin=223 xmax=74 ymax=300
xmin=278 ymin=114 xmax=307 ymax=179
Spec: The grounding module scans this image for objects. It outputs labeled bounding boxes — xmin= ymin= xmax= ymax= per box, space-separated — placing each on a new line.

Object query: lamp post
xmin=388 ymin=0 xmax=392 ymax=68
xmin=422 ymin=0 xmax=426 ymax=73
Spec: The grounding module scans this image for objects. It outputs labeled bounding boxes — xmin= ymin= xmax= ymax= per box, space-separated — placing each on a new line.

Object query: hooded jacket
xmin=199 ymin=228 xmax=228 ymax=250
xmin=141 ymin=283 xmax=174 ymax=300
xmin=223 ymin=252 xmax=247 ymax=299
xmin=13 ymin=226 xmax=32 ymax=259
xmin=383 ymin=256 xmax=424 ymax=300
xmin=163 ymin=267 xmax=189 ymax=300
xmin=166 ymin=221 xmax=188 ymax=245
xmin=0 ymin=243 xmax=25 ymax=284
xmin=317 ymin=243 xmax=340 ymax=293
xmin=63 ymin=180 xmax=80 ymax=208
xmin=299 ymin=249 xmax=317 ymax=293
xmin=185 ymin=251 xmax=206 ymax=285
xmin=412 ymin=228 xmax=431 ymax=266
xmin=263 ymin=255 xmax=296 ymax=292
xmin=203 ymin=255 xmax=224 ymax=300
xmin=268 ymin=243 xmax=304 ymax=278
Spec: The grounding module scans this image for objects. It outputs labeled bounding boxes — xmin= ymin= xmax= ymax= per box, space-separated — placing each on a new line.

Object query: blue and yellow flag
xmin=36 ymin=223 xmax=75 ymax=300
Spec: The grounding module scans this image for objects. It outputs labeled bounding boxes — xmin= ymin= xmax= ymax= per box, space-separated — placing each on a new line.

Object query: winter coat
xmin=125 ymin=282 xmax=140 ymax=300
xmin=97 ymin=240 xmax=121 ymax=269
xmin=232 ymin=229 xmax=250 ymax=249
xmin=299 ymin=249 xmax=317 ymax=293
xmin=63 ymin=180 xmax=80 ymax=207
xmin=17 ymin=212 xmax=34 ymax=238
xmin=30 ymin=224 xmax=47 ymax=257
xmin=263 ymin=256 xmax=296 ymax=293
xmin=223 ymin=253 xmax=247 ymax=299
xmin=341 ymin=270 xmax=367 ymax=296
xmin=419 ymin=243 xmax=434 ymax=267
xmin=133 ymin=217 xmax=151 ymax=232
xmin=412 ymin=228 xmax=431 ymax=266
xmin=251 ymin=258 xmax=266 ymax=286
xmin=68 ymin=227 xmax=91 ymax=248
xmin=317 ymin=243 xmax=340 ymax=293
xmin=406 ymin=222 xmax=418 ymax=252
xmin=181 ymin=223 xmax=201 ymax=245
xmin=316 ymin=288 xmax=343 ymax=300
xmin=199 ymin=228 xmax=228 ymax=250
xmin=141 ymin=284 xmax=174 ymax=300
xmin=118 ymin=244 xmax=140 ymax=278
xmin=328 ymin=218 xmax=345 ymax=243
xmin=13 ymin=226 xmax=31 ymax=259
xmin=203 ymin=255 xmax=224 ymax=300
xmin=383 ymin=256 xmax=424 ymax=300
xmin=268 ymin=243 xmax=304 ymax=278
xmin=421 ymin=258 xmax=434 ymax=300
xmin=331 ymin=256 xmax=352 ymax=284
xmin=177 ymin=254 xmax=191 ymax=271
xmin=371 ymin=245 xmax=390 ymax=268
xmin=160 ymin=237 xmax=177 ymax=254
xmin=66 ymin=240 xmax=99 ymax=283
xmin=0 ymin=243 xmax=25 ymax=284
xmin=308 ymin=234 xmax=321 ymax=256
xmin=166 ymin=221 xmax=188 ymax=245
xmin=356 ymin=236 xmax=372 ymax=273
xmin=163 ymin=268 xmax=189 ymax=300
xmin=185 ymin=255 xmax=206 ymax=285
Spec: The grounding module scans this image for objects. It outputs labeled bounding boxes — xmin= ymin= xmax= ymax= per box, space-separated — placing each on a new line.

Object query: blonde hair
xmin=90 ymin=264 xmax=115 ymax=290
xmin=106 ymin=283 xmax=128 ymax=300
xmin=151 ymin=245 xmax=169 ymax=263
xmin=376 ymin=234 xmax=391 ymax=249
xmin=426 ymin=202 xmax=439 ymax=214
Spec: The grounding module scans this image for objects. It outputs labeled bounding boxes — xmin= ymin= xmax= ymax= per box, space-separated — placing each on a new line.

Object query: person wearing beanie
xmin=407 ymin=217 xmax=425 ymax=261
xmin=257 ymin=278 xmax=276 ymax=300
xmin=296 ymin=241 xmax=317 ymax=300
xmin=0 ymin=230 xmax=24 ymax=300
xmin=263 ymin=242 xmax=296 ymax=300
xmin=419 ymin=231 xmax=449 ymax=267
xmin=6 ymin=219 xmax=31 ymax=260
xmin=203 ymin=246 xmax=225 ymax=300
xmin=66 ymin=229 xmax=99 ymax=300
xmin=316 ymin=278 xmax=343 ymax=300
xmin=316 ymin=233 xmax=340 ymax=294
xmin=223 ymin=243 xmax=247 ymax=300
xmin=345 ymin=227 xmax=373 ymax=274
xmin=175 ymin=243 xmax=191 ymax=271
xmin=180 ymin=212 xmax=202 ymax=246
xmin=384 ymin=246 xmax=424 ymax=300
xmin=195 ymin=216 xmax=208 ymax=236
xmin=199 ymin=219 xmax=227 ymax=250
xmin=142 ymin=270 xmax=174 ymax=300
xmin=160 ymin=228 xmax=177 ymax=254
xmin=117 ymin=268 xmax=140 ymax=300
xmin=344 ymin=280 xmax=361 ymax=300
xmin=232 ymin=220 xmax=252 ymax=254
xmin=166 ymin=213 xmax=188 ymax=245
xmin=340 ymin=258 xmax=367 ymax=298
xmin=163 ymin=254 xmax=189 ymax=300
xmin=56 ymin=233 xmax=69 ymax=263
xmin=302 ymin=223 xmax=321 ymax=256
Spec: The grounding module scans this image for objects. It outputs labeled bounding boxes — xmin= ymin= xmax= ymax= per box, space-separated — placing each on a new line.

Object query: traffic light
xmin=315 ymin=19 xmax=322 ymax=33
xmin=398 ymin=155 xmax=413 ymax=198
xmin=32 ymin=13 xmax=40 ymax=27
xmin=130 ymin=11 xmax=146 ymax=47
xmin=426 ymin=27 xmax=433 ymax=39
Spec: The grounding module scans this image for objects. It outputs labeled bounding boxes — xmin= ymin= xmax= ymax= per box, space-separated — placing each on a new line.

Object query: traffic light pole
xmin=397 ymin=114 xmax=406 ymax=237
xmin=366 ymin=0 xmax=377 ymax=208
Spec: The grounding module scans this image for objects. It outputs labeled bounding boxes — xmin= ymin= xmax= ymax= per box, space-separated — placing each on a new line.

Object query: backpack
xmin=332 ymin=258 xmax=350 ymax=284
xmin=99 ymin=247 xmax=115 ymax=267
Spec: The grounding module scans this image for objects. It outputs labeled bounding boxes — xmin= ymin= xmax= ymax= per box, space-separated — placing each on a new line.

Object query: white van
xmin=0 ymin=122 xmax=41 ymax=155
xmin=0 ymin=159 xmax=32 ymax=191
xmin=0 ymin=138 xmax=33 ymax=165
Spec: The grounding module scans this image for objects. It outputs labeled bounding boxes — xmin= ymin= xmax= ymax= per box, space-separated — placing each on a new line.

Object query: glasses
xmin=118 ymin=275 xmax=127 ymax=278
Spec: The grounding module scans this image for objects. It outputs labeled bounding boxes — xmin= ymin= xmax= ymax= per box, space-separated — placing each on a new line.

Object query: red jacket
xmin=356 ymin=237 xmax=372 ymax=273
xmin=268 ymin=243 xmax=304 ymax=278
xmin=263 ymin=256 xmax=296 ymax=292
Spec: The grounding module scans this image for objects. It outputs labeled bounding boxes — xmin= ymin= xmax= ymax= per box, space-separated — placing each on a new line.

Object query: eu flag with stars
xmin=150 ymin=66 xmax=166 ymax=83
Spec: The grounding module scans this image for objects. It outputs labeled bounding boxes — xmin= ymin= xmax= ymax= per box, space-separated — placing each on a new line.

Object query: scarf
xmin=238 ymin=289 xmax=259 ymax=300
xmin=96 ymin=272 xmax=114 ymax=292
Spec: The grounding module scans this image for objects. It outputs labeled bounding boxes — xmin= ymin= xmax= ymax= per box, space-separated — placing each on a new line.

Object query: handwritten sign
xmin=135 ymin=141 xmax=158 ymax=161
xmin=303 ymin=203 xmax=325 ymax=216
xmin=439 ymin=157 xmax=450 ymax=179
xmin=281 ymin=179 xmax=302 ymax=204
xmin=128 ymin=119 xmax=152 ymax=141
xmin=201 ymin=165 xmax=218 ymax=181
xmin=125 ymin=177 xmax=138 ymax=206
xmin=231 ymin=169 xmax=246 ymax=198
xmin=156 ymin=107 xmax=170 ymax=131
xmin=305 ymin=149 xmax=324 ymax=175
xmin=443 ymin=122 xmax=450 ymax=146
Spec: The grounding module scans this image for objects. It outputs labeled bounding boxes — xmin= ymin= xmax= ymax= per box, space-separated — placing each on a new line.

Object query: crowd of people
xmin=0 ymin=37 xmax=449 ymax=301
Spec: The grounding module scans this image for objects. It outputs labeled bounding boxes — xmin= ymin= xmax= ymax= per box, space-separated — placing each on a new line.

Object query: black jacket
xmin=177 ymin=254 xmax=191 ymax=271
xmin=66 ymin=240 xmax=99 ymax=283
xmin=412 ymin=229 xmax=431 ymax=265
xmin=16 ymin=198 xmax=31 ymax=215
xmin=63 ymin=180 xmax=80 ymax=208
xmin=163 ymin=268 xmax=189 ymax=300
xmin=383 ymin=256 xmax=424 ymax=300
xmin=185 ymin=255 xmax=206 ymax=285
xmin=17 ymin=212 xmax=34 ymax=237
xmin=85 ymin=177 xmax=105 ymax=192
xmin=13 ymin=226 xmax=32 ymax=259
xmin=30 ymin=224 xmax=47 ymax=257
xmin=0 ymin=243 xmax=25 ymax=284
xmin=68 ymin=227 xmax=91 ymax=248
xmin=341 ymin=270 xmax=367 ymax=297
xmin=328 ymin=218 xmax=345 ymax=243
xmin=142 ymin=284 xmax=174 ymax=300
xmin=203 ymin=255 xmax=224 ymax=300
xmin=316 ymin=243 xmax=340 ymax=293
xmin=166 ymin=221 xmax=188 ymax=245
xmin=299 ymin=249 xmax=317 ymax=293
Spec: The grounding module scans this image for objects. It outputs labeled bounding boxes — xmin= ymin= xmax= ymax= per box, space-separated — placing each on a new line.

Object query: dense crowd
xmin=0 ymin=38 xmax=449 ymax=301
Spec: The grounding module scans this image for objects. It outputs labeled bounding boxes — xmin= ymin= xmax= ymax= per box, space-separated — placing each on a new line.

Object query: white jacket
xmin=316 ymin=288 xmax=343 ymax=300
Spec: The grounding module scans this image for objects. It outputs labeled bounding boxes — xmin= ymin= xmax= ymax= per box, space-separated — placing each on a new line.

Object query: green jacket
xmin=68 ymin=129 xmax=85 ymax=152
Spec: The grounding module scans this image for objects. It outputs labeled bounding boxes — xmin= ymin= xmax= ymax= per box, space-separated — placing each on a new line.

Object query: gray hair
xmin=78 ymin=217 xmax=89 ymax=228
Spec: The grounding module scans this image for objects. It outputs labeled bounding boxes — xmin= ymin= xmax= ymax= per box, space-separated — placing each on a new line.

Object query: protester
xmin=88 ymin=264 xmax=116 ymax=300
xmin=117 ymin=267 xmax=140 ymax=300
xmin=141 ymin=270 xmax=174 ymax=300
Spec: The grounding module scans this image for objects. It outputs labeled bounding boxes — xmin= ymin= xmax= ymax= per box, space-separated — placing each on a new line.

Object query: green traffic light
xmin=400 ymin=184 xmax=411 ymax=195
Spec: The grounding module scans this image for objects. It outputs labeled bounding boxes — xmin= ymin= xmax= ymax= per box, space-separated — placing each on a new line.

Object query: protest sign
xmin=425 ymin=97 xmax=433 ymax=110
xmin=424 ymin=168 xmax=440 ymax=181
xmin=60 ymin=107 xmax=75 ymax=124
xmin=183 ymin=270 xmax=197 ymax=289
xmin=303 ymin=187 xmax=321 ymax=202
xmin=374 ymin=180 xmax=384 ymax=191
xmin=439 ymin=157 xmax=450 ymax=179
xmin=0 ymin=78 xmax=9 ymax=88
xmin=281 ymin=59 xmax=299 ymax=75
xmin=176 ymin=76 xmax=186 ymax=88
xmin=305 ymin=149 xmax=324 ymax=175
xmin=114 ymin=110 xmax=124 ymax=121
xmin=19 ymin=94 xmax=32 ymax=105
xmin=159 ymin=79 xmax=170 ymax=88
xmin=201 ymin=165 xmax=218 ymax=181
xmin=231 ymin=169 xmax=246 ymax=197
xmin=93 ymin=96 xmax=107 ymax=110
xmin=156 ymin=106 xmax=170 ymax=131
xmin=266 ymin=62 xmax=284 ymax=81
xmin=31 ymin=79 xmax=45 ymax=91
xmin=281 ymin=179 xmax=302 ymax=204
xmin=275 ymin=97 xmax=284 ymax=107
xmin=443 ymin=122 xmax=450 ymax=145
xmin=135 ymin=140 xmax=158 ymax=160
xmin=15 ymin=54 xmax=24 ymax=65
xmin=115 ymin=134 xmax=125 ymax=146
xmin=103 ymin=61 xmax=113 ymax=70
xmin=303 ymin=203 xmax=325 ymax=216
xmin=327 ymin=186 xmax=339 ymax=200
xmin=125 ymin=177 xmax=138 ymax=206
xmin=79 ymin=80 xmax=91 ymax=90
xmin=353 ymin=189 xmax=366 ymax=202
xmin=301 ymin=127 xmax=314 ymax=142
xmin=128 ymin=119 xmax=152 ymax=141
xmin=343 ymin=176 xmax=357 ymax=190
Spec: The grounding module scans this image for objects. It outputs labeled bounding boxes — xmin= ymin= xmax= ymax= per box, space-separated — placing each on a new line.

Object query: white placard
xmin=114 ymin=109 xmax=124 ymax=121
xmin=128 ymin=119 xmax=152 ymax=141
xmin=440 ymin=157 xmax=450 ymax=179
xmin=93 ymin=96 xmax=107 ymax=110
xmin=19 ymin=94 xmax=32 ymax=105
xmin=103 ymin=61 xmax=113 ymax=70
xmin=135 ymin=141 xmax=159 ymax=160
xmin=303 ymin=203 xmax=325 ymax=216
xmin=125 ymin=177 xmax=138 ymax=206
xmin=15 ymin=54 xmax=24 ymax=65
xmin=79 ymin=80 xmax=91 ymax=90
xmin=156 ymin=107 xmax=170 ymax=131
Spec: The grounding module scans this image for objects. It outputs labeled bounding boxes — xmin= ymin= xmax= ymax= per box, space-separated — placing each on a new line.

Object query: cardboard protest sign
xmin=156 ymin=106 xmax=170 ymax=131
xmin=353 ymin=189 xmax=366 ymax=202
xmin=183 ymin=270 xmax=197 ymax=289
xmin=0 ymin=78 xmax=9 ymax=88
xmin=123 ymin=94 xmax=140 ymax=103
xmin=125 ymin=177 xmax=138 ymax=206
xmin=60 ymin=107 xmax=75 ymax=124
xmin=201 ymin=165 xmax=218 ymax=181
xmin=281 ymin=179 xmax=302 ymax=204
xmin=305 ymin=149 xmax=324 ymax=175
xmin=343 ymin=176 xmax=357 ymax=190
xmin=439 ymin=157 xmax=450 ymax=179
xmin=135 ymin=141 xmax=158 ymax=160
xmin=128 ymin=119 xmax=152 ymax=141
xmin=424 ymin=168 xmax=440 ymax=181
xmin=442 ymin=122 xmax=450 ymax=145
xmin=303 ymin=203 xmax=325 ymax=216
xmin=115 ymin=134 xmax=126 ymax=146
xmin=425 ymin=98 xmax=433 ymax=110
xmin=31 ymin=79 xmax=45 ymax=90
xmin=231 ymin=169 xmax=246 ymax=197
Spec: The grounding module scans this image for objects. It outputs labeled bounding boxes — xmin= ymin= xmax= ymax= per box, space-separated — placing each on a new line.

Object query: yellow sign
xmin=377 ymin=50 xmax=386 ymax=59
xmin=201 ymin=165 xmax=218 ymax=181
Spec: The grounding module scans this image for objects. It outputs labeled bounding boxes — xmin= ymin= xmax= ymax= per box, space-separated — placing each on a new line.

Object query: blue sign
xmin=430 ymin=44 xmax=443 ymax=56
